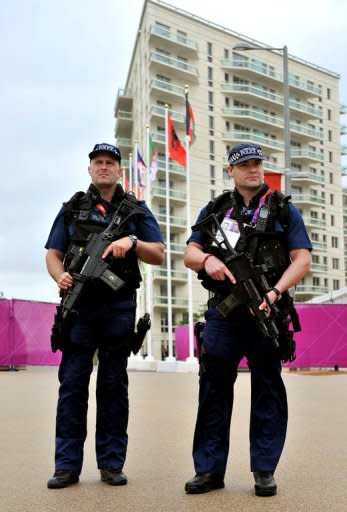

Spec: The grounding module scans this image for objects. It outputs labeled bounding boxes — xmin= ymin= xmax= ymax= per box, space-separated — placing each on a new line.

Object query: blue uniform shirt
xmin=46 ymin=201 xmax=163 ymax=251
xmin=188 ymin=202 xmax=312 ymax=252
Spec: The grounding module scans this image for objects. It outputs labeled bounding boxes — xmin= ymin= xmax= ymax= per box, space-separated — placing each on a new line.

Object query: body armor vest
xmin=63 ymin=183 xmax=143 ymax=295
xmin=199 ymin=185 xmax=291 ymax=294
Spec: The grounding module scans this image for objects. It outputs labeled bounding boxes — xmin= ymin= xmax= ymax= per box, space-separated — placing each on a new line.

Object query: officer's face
xmin=88 ymin=152 xmax=122 ymax=188
xmin=228 ymin=159 xmax=264 ymax=192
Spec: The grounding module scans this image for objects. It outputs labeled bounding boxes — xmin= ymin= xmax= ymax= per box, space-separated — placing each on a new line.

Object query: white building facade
xmin=114 ymin=0 xmax=346 ymax=360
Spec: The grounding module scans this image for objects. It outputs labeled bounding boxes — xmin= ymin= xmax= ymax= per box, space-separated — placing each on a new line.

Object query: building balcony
xmin=220 ymin=83 xmax=322 ymax=119
xmin=340 ymin=125 xmax=347 ymax=136
xmin=290 ymin=170 xmax=325 ymax=184
xmin=291 ymin=193 xmax=325 ymax=206
xmin=222 ymin=130 xmax=284 ymax=151
xmin=311 ymin=263 xmax=328 ymax=272
xmin=156 ymin=156 xmax=186 ymax=179
xmin=312 ymin=240 xmax=327 ymax=251
xmin=116 ymin=137 xmax=132 ymax=149
xmin=153 ymin=296 xmax=189 ymax=308
xmin=291 ymin=148 xmax=324 ymax=162
xmin=153 ymin=268 xmax=188 ymax=282
xmin=150 ymin=50 xmax=199 ymax=81
xmin=152 ymin=131 xmax=166 ymax=145
xmin=222 ymin=107 xmax=283 ymax=130
xmin=342 ymin=167 xmax=347 ymax=176
xmin=302 ymin=216 xmax=326 ymax=229
xmin=290 ymin=123 xmax=322 ymax=141
xmin=295 ymin=284 xmax=329 ymax=295
xmin=340 ymin=104 xmax=347 ymax=115
xmin=152 ymin=185 xmax=186 ymax=203
xmin=170 ymin=242 xmax=186 ymax=254
xmin=149 ymin=24 xmax=198 ymax=54
xmin=263 ymin=162 xmax=283 ymax=172
xmin=157 ymin=213 xmax=187 ymax=231
xmin=151 ymin=78 xmax=185 ymax=100
xmin=114 ymin=88 xmax=133 ymax=113
xmin=150 ymin=104 xmax=185 ymax=125
xmin=221 ymin=59 xmax=322 ymax=95
xmin=341 ymin=146 xmax=347 ymax=156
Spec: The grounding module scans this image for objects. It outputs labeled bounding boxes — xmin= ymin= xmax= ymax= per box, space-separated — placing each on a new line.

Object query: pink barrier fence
xmin=1 ymin=300 xmax=346 ymax=367
xmin=175 ymin=304 xmax=347 ymax=368
xmin=0 ymin=299 xmax=61 ymax=366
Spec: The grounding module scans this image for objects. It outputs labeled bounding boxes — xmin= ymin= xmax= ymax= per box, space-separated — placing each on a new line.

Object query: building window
xmin=329 ymin=151 xmax=333 ymax=163
xmin=332 ymin=258 xmax=339 ymax=270
xmin=333 ymin=280 xmax=340 ymax=290
xmin=209 ymin=115 xmax=214 ymax=136
xmin=209 ymin=165 xmax=215 ymax=185
xmin=327 ymin=87 xmax=331 ymax=100
xmin=207 ymin=42 xmax=212 ymax=62
xmin=329 ymin=172 xmax=333 ymax=184
xmin=328 ymin=129 xmax=332 ymax=142
xmin=330 ymin=194 xmax=334 ymax=205
xmin=208 ymin=91 xmax=214 ymax=112
xmin=224 ymin=48 xmax=229 ymax=59
xmin=327 ymin=109 xmax=331 ymax=121
xmin=331 ymin=236 xmax=338 ymax=248
xmin=208 ymin=66 xmax=213 ymax=86
xmin=210 ymin=189 xmax=216 ymax=200
xmin=313 ymin=277 xmax=320 ymax=286
xmin=209 ymin=140 xmax=215 ymax=160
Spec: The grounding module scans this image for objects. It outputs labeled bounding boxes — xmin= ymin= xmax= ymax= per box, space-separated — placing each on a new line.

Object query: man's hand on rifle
xmin=57 ymin=271 xmax=74 ymax=290
xmin=204 ymin=254 xmax=236 ymax=285
xmin=258 ymin=289 xmax=279 ymax=313
xmin=102 ymin=236 xmax=134 ymax=260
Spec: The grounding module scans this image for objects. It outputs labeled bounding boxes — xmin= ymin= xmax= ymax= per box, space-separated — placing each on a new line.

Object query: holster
xmin=127 ymin=313 xmax=151 ymax=355
xmin=50 ymin=304 xmax=71 ymax=353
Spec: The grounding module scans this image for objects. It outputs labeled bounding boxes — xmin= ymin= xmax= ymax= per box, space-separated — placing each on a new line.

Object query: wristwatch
xmin=128 ymin=234 xmax=138 ymax=250
xmin=271 ymin=287 xmax=282 ymax=302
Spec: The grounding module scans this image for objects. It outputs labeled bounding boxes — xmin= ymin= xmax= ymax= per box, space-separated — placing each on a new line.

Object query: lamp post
xmin=233 ymin=43 xmax=291 ymax=195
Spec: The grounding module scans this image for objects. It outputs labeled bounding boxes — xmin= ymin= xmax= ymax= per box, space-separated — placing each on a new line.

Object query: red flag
xmin=168 ymin=113 xmax=186 ymax=167
xmin=185 ymin=92 xmax=196 ymax=145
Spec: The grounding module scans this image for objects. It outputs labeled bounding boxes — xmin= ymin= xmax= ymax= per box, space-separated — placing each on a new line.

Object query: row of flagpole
xmin=120 ymin=87 xmax=196 ymax=362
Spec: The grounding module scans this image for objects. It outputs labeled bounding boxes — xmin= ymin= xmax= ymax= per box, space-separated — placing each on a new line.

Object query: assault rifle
xmin=192 ymin=213 xmax=280 ymax=346
xmin=61 ymin=197 xmax=146 ymax=319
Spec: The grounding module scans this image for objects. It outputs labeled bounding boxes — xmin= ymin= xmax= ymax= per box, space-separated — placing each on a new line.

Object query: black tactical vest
xmin=198 ymin=185 xmax=291 ymax=293
xmin=63 ymin=183 xmax=143 ymax=296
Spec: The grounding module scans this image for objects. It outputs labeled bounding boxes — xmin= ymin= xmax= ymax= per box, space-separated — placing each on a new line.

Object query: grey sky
xmin=1 ymin=0 xmax=346 ymax=302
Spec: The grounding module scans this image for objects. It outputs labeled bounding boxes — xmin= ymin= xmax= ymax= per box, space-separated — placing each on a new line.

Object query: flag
xmin=149 ymin=135 xmax=158 ymax=181
xmin=167 ymin=113 xmax=186 ymax=167
xmin=137 ymin=149 xmax=147 ymax=189
xmin=185 ymin=92 xmax=196 ymax=145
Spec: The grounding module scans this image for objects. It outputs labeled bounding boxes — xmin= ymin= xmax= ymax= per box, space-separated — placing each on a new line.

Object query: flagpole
xmin=145 ymin=125 xmax=154 ymax=361
xmin=185 ymin=86 xmax=197 ymax=363
xmin=129 ymin=153 xmax=133 ymax=192
xmin=134 ymin=140 xmax=138 ymax=198
xmin=165 ymin=106 xmax=175 ymax=362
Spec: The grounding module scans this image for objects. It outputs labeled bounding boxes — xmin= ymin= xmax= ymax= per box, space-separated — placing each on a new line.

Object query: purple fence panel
xmin=0 ymin=300 xmax=11 ymax=365
xmin=175 ymin=304 xmax=347 ymax=368
xmin=2 ymin=299 xmax=61 ymax=366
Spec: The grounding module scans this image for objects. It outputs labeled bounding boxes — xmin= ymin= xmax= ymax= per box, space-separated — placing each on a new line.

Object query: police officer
xmin=45 ymin=143 xmax=164 ymax=489
xmin=184 ymin=142 xmax=311 ymax=497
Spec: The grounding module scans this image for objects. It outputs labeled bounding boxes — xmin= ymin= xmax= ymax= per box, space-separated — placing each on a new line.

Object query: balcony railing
xmin=116 ymin=137 xmax=132 ymax=147
xmin=290 ymin=170 xmax=325 ymax=183
xmin=290 ymin=123 xmax=322 ymax=139
xmin=153 ymin=269 xmax=187 ymax=280
xmin=157 ymin=213 xmax=186 ymax=228
xmin=302 ymin=216 xmax=326 ymax=228
xmin=150 ymin=50 xmax=199 ymax=78
xmin=152 ymin=185 xmax=186 ymax=202
xmin=291 ymin=193 xmax=325 ymax=205
xmin=296 ymin=284 xmax=329 ymax=294
xmin=222 ymin=107 xmax=283 ymax=128
xmin=157 ymin=157 xmax=186 ymax=176
xmin=222 ymin=130 xmax=284 ymax=150
xmin=311 ymin=241 xmax=327 ymax=250
xmin=149 ymin=25 xmax=198 ymax=52
xmin=311 ymin=263 xmax=328 ymax=272
xmin=291 ymin=149 xmax=324 ymax=162
xmin=153 ymin=296 xmax=189 ymax=307
xmin=150 ymin=104 xmax=185 ymax=124
xmin=151 ymin=78 xmax=185 ymax=98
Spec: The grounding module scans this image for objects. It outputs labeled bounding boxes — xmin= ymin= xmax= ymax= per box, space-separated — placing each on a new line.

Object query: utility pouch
xmin=50 ymin=304 xmax=71 ymax=353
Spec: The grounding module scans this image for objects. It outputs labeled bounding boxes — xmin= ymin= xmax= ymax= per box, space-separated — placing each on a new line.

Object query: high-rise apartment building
xmin=114 ymin=0 xmax=346 ymax=360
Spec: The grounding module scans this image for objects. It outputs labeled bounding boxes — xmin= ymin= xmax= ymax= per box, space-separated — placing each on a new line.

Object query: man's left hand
xmin=102 ymin=236 xmax=133 ymax=259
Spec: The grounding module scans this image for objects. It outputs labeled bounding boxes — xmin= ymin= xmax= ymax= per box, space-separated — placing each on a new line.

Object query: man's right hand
xmin=57 ymin=271 xmax=73 ymax=290
xmin=204 ymin=255 xmax=236 ymax=284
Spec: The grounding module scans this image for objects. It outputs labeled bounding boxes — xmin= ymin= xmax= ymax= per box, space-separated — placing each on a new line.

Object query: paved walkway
xmin=1 ymin=367 xmax=346 ymax=512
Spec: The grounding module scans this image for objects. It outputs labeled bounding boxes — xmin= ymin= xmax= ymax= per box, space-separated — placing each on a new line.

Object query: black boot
xmin=47 ymin=470 xmax=79 ymax=489
xmin=185 ymin=473 xmax=225 ymax=494
xmin=100 ymin=468 xmax=127 ymax=486
xmin=253 ymin=471 xmax=277 ymax=496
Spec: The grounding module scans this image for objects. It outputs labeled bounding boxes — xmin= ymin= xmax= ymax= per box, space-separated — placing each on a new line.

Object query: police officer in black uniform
xmin=184 ymin=143 xmax=311 ymax=497
xmin=45 ymin=143 xmax=164 ymax=489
